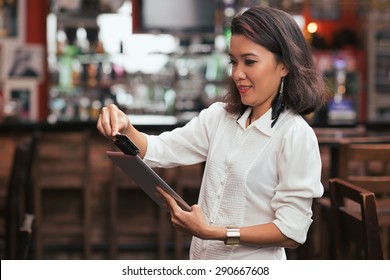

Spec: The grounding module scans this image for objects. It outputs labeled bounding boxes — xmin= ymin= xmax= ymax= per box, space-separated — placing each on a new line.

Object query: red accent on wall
xmin=132 ymin=0 xmax=141 ymax=32
xmin=26 ymin=0 xmax=48 ymax=121
xmin=302 ymin=0 xmax=361 ymax=48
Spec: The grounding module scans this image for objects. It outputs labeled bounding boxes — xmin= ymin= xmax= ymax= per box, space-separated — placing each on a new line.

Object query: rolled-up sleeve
xmin=271 ymin=123 xmax=324 ymax=244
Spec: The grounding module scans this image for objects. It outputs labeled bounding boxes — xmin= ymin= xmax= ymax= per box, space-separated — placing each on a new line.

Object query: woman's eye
xmin=245 ymin=59 xmax=256 ymax=65
xmin=229 ymin=60 xmax=237 ymax=65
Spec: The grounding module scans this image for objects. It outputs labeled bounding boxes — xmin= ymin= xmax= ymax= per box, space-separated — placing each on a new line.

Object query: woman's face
xmin=229 ymin=34 xmax=288 ymax=117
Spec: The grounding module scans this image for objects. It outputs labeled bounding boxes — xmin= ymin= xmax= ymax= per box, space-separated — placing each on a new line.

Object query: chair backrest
xmin=35 ymin=130 xmax=90 ymax=176
xmin=329 ymin=178 xmax=383 ymax=259
xmin=33 ymin=130 xmax=92 ymax=259
xmin=338 ymin=142 xmax=390 ymax=198
xmin=5 ymin=133 xmax=37 ymax=259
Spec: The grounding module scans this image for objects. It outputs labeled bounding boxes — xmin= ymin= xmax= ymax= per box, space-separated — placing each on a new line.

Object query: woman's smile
xmin=237 ymin=85 xmax=252 ymax=94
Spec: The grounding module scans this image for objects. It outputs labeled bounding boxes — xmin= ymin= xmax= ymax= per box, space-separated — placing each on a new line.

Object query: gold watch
xmin=225 ymin=227 xmax=240 ymax=246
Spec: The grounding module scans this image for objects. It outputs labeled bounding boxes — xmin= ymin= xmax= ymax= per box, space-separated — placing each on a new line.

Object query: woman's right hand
xmin=97 ymin=104 xmax=130 ymax=138
xmin=98 ymin=104 xmax=148 ymax=158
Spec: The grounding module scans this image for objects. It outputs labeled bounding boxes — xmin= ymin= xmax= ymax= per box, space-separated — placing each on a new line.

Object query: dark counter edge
xmin=1 ymin=120 xmax=389 ymax=135
xmin=0 ymin=120 xmax=188 ymax=135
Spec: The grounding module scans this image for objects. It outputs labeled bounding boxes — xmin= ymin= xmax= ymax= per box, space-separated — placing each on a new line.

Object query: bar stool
xmin=33 ymin=130 xmax=92 ymax=259
xmin=108 ymin=150 xmax=169 ymax=259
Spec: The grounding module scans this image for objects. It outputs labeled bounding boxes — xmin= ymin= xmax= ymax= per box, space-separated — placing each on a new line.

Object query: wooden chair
xmin=314 ymin=135 xmax=390 ymax=259
xmin=329 ymin=178 xmax=383 ymax=259
xmin=108 ymin=162 xmax=167 ymax=259
xmin=107 ymin=136 xmax=172 ymax=260
xmin=337 ymin=141 xmax=390 ymax=258
xmin=3 ymin=135 xmax=37 ymax=259
xmin=33 ymin=130 xmax=92 ymax=259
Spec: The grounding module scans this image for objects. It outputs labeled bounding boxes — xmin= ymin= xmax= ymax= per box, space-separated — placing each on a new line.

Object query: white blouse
xmin=143 ymin=102 xmax=323 ymax=260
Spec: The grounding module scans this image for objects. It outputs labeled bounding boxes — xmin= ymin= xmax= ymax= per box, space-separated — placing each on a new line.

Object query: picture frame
xmin=3 ymin=79 xmax=38 ymax=121
xmin=2 ymin=43 xmax=45 ymax=81
xmin=0 ymin=0 xmax=26 ymax=42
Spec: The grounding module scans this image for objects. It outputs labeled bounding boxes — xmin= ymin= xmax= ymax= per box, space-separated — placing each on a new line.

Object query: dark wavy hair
xmin=224 ymin=6 xmax=328 ymax=118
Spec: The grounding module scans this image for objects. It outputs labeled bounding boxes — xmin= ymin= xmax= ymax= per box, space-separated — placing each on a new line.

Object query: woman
xmin=97 ymin=6 xmax=327 ymax=259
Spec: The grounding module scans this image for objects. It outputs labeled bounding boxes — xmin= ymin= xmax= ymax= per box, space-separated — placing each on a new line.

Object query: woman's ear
xmin=280 ymin=63 xmax=289 ymax=77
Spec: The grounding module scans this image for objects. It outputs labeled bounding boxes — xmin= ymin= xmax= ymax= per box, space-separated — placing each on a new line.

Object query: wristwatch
xmin=225 ymin=227 xmax=240 ymax=246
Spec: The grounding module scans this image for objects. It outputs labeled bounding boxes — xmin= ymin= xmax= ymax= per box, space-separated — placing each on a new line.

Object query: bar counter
xmin=0 ymin=114 xmax=191 ymax=135
xmin=3 ymin=115 xmax=389 ymax=132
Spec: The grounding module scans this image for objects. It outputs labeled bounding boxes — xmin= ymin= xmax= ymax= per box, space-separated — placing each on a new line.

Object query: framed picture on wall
xmin=0 ymin=0 xmax=26 ymax=42
xmin=3 ymin=79 xmax=38 ymax=121
xmin=2 ymin=43 xmax=44 ymax=81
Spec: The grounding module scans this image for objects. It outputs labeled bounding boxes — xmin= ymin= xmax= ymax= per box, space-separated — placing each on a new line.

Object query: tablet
xmin=106 ymin=151 xmax=191 ymax=212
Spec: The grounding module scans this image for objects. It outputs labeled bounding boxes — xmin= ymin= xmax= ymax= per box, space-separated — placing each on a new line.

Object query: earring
xmin=271 ymin=77 xmax=285 ymax=128
xmin=279 ymin=76 xmax=285 ymax=96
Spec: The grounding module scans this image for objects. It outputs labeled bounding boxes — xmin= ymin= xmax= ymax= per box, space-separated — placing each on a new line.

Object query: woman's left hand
xmin=156 ymin=187 xmax=212 ymax=240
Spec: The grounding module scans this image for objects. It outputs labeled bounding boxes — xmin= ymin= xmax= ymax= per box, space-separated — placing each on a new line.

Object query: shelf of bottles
xmin=48 ymin=51 xmax=122 ymax=123
xmin=48 ymin=41 xmax=230 ymax=123
xmin=367 ymin=10 xmax=390 ymax=122
xmin=373 ymin=30 xmax=390 ymax=121
xmin=375 ymin=31 xmax=390 ymax=94
xmin=47 ymin=32 xmax=231 ymax=123
xmin=46 ymin=0 xmax=266 ymax=123
xmin=307 ymin=50 xmax=365 ymax=126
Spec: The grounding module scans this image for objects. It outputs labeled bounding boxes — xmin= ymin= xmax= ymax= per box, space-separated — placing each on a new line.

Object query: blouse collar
xmin=237 ymin=107 xmax=275 ymax=137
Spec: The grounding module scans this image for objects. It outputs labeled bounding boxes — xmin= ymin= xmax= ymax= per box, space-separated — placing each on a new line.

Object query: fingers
xmin=97 ymin=107 xmax=111 ymax=137
xmin=96 ymin=104 xmax=127 ymax=138
xmin=156 ymin=187 xmax=181 ymax=213
xmin=156 ymin=187 xmax=206 ymax=237
xmin=108 ymin=105 xmax=120 ymax=137
xmin=154 ymin=188 xmax=170 ymax=212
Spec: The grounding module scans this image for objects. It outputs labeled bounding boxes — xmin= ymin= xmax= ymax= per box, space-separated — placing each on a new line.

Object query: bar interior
xmin=0 ymin=0 xmax=390 ymax=260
